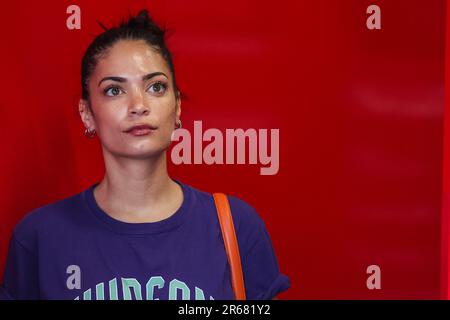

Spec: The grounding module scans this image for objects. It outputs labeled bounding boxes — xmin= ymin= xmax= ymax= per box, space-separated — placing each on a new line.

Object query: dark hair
xmin=81 ymin=9 xmax=180 ymax=102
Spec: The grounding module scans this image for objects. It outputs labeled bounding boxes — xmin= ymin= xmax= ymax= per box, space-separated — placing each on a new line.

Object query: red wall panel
xmin=0 ymin=0 xmax=446 ymax=299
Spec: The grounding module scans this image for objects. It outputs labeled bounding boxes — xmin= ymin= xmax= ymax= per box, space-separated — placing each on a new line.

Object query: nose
xmin=128 ymin=89 xmax=150 ymax=116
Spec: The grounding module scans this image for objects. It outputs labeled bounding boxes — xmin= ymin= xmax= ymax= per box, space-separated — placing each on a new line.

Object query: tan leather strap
xmin=213 ymin=193 xmax=246 ymax=300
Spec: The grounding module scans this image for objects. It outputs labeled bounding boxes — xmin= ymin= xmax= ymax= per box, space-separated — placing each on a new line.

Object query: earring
xmin=176 ymin=119 xmax=182 ymax=129
xmin=84 ymin=128 xmax=96 ymax=138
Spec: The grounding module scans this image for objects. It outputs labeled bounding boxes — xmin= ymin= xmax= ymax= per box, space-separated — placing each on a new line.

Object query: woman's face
xmin=79 ymin=39 xmax=181 ymax=159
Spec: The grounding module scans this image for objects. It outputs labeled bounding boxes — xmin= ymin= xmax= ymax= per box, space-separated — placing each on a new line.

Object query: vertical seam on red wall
xmin=441 ymin=0 xmax=450 ymax=300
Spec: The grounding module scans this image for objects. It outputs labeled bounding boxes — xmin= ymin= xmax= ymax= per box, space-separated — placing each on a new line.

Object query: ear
xmin=78 ymin=99 xmax=96 ymax=130
xmin=175 ymin=91 xmax=182 ymax=121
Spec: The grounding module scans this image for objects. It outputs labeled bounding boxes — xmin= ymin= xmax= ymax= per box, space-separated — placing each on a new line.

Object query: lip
xmin=124 ymin=124 xmax=157 ymax=136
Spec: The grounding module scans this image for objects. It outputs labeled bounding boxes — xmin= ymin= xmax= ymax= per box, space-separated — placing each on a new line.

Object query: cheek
xmin=93 ymin=104 xmax=126 ymax=133
xmin=152 ymin=97 xmax=177 ymax=122
xmin=158 ymin=107 xmax=177 ymax=134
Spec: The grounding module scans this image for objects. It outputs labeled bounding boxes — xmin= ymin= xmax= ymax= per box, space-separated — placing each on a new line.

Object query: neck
xmin=93 ymin=150 xmax=183 ymax=223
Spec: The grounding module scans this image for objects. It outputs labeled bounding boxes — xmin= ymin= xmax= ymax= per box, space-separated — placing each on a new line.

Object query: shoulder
xmin=225 ymin=194 xmax=268 ymax=257
xmin=184 ymin=183 xmax=290 ymax=299
xmin=12 ymin=192 xmax=84 ymax=252
xmin=183 ymin=182 xmax=266 ymax=253
xmin=184 ymin=182 xmax=264 ymax=228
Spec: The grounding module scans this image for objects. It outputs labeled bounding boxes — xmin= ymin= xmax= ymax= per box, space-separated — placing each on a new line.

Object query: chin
xmin=126 ymin=147 xmax=166 ymax=159
xmin=105 ymin=140 xmax=169 ymax=159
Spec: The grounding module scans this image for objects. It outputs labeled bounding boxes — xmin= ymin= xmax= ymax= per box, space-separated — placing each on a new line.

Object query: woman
xmin=0 ymin=9 xmax=290 ymax=300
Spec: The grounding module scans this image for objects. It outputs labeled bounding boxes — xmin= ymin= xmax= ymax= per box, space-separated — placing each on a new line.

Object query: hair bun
xmin=135 ymin=10 xmax=151 ymax=27
xmin=122 ymin=9 xmax=164 ymax=38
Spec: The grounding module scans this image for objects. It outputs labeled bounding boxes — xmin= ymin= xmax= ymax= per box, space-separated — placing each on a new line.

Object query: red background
xmin=0 ymin=0 xmax=448 ymax=299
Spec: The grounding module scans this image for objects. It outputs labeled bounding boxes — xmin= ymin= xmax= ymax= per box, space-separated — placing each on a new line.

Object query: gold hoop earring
xmin=84 ymin=128 xmax=96 ymax=138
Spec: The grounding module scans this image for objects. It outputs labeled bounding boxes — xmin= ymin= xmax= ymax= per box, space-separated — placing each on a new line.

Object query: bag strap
xmin=213 ymin=193 xmax=246 ymax=300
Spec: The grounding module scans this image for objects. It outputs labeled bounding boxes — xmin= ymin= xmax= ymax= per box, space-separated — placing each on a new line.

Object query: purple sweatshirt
xmin=0 ymin=179 xmax=290 ymax=300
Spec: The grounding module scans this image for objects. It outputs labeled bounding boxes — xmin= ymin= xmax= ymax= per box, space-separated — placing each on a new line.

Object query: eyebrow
xmin=98 ymin=72 xmax=168 ymax=87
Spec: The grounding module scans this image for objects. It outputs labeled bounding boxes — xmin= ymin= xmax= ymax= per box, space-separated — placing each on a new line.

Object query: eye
xmin=104 ymin=86 xmax=123 ymax=97
xmin=148 ymin=81 xmax=167 ymax=94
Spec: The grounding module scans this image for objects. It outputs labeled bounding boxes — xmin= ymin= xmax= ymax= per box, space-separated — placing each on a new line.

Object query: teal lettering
xmin=109 ymin=278 xmax=118 ymax=300
xmin=195 ymin=287 xmax=205 ymax=300
xmin=146 ymin=276 xmax=165 ymax=300
xmin=95 ymin=282 xmax=104 ymax=300
xmin=83 ymin=288 xmax=91 ymax=300
xmin=122 ymin=278 xmax=142 ymax=300
xmin=169 ymin=279 xmax=190 ymax=300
